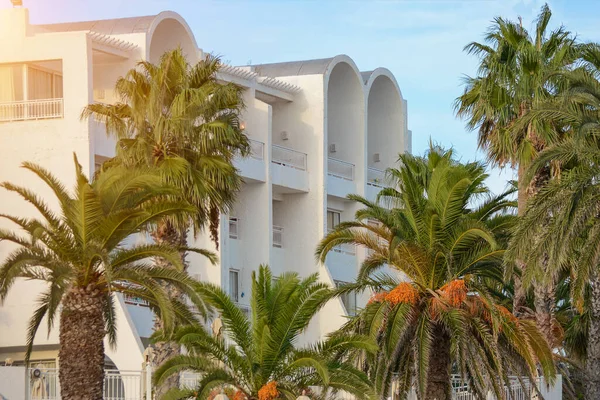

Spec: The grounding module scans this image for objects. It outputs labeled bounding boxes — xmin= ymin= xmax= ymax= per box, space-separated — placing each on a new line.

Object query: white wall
xmin=367 ymin=75 xmax=404 ymax=170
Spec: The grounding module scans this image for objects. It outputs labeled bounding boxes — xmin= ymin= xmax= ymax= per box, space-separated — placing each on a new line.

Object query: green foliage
xmin=455 ymin=3 xmax=580 ymax=168
xmin=0 ymin=156 xmax=213 ymax=359
xmin=153 ymin=265 xmax=377 ymax=400
xmin=316 ymin=145 xmax=554 ymax=399
xmin=82 ymin=49 xmax=249 ymax=241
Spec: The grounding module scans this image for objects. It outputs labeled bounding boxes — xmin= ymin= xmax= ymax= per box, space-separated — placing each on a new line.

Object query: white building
xmin=0 ymin=5 xmax=410 ymax=375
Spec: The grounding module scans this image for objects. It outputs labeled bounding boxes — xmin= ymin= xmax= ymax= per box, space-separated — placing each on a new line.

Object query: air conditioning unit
xmin=329 ymin=143 xmax=337 ymax=153
xmin=281 ymin=131 xmax=289 ymax=141
xmin=373 ymin=153 xmax=381 ymax=163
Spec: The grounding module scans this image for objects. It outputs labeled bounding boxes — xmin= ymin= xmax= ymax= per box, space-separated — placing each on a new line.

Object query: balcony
xmin=327 ymin=158 xmax=357 ymax=199
xmin=327 ymin=229 xmax=356 ymax=256
xmin=234 ymin=139 xmax=266 ymax=182
xmin=367 ymin=167 xmax=385 ymax=201
xmin=271 ymin=145 xmax=309 ymax=192
xmin=0 ymin=98 xmax=63 ymax=122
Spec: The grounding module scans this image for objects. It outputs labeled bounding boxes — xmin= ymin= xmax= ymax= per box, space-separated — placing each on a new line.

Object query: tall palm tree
xmin=0 ymin=156 xmax=213 ymax=400
xmin=82 ymin=49 xmax=249 ymax=395
xmin=153 ymin=265 xmax=377 ymax=400
xmin=508 ymin=44 xmax=600 ymax=398
xmin=316 ymin=147 xmax=555 ymax=400
xmin=454 ymin=4 xmax=579 ymax=333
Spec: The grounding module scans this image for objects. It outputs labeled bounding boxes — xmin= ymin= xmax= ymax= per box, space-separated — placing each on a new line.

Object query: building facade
xmin=0 ymin=6 xmax=410 ymax=374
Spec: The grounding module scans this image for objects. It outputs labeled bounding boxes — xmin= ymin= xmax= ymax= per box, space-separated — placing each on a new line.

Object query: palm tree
xmin=454 ymin=3 xmax=579 ymax=332
xmin=153 ymin=265 xmax=377 ymax=400
xmin=0 ymin=156 xmax=214 ymax=400
xmin=316 ymin=147 xmax=555 ymax=400
xmin=82 ymin=49 xmax=249 ymax=395
xmin=508 ymin=44 xmax=600 ymax=398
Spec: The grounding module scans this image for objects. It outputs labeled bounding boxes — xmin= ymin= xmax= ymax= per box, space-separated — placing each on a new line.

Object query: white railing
xmin=273 ymin=225 xmax=284 ymax=248
xmin=104 ymin=370 xmax=143 ymax=400
xmin=27 ymin=368 xmax=147 ymax=400
xmin=123 ymin=294 xmax=150 ymax=307
xmin=0 ymin=98 xmax=64 ymax=122
xmin=229 ymin=217 xmax=239 ymax=239
xmin=367 ymin=167 xmax=385 ymax=187
xmin=180 ymin=371 xmax=202 ymax=389
xmin=449 ymin=375 xmax=543 ymax=400
xmin=272 ymin=144 xmax=307 ymax=171
xmin=328 ymin=158 xmax=354 ymax=181
xmin=327 ymin=229 xmax=356 ymax=255
xmin=236 ymin=302 xmax=251 ymax=319
xmin=249 ymin=139 xmax=264 ymax=160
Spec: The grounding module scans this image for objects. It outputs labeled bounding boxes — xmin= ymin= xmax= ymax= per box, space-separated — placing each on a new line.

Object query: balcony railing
xmin=123 ymin=293 xmax=150 ymax=307
xmin=272 ymin=144 xmax=307 ymax=171
xmin=273 ymin=225 xmax=284 ymax=248
xmin=0 ymin=98 xmax=64 ymax=122
xmin=229 ymin=217 xmax=239 ymax=239
xmin=236 ymin=302 xmax=251 ymax=319
xmin=328 ymin=158 xmax=354 ymax=181
xmin=367 ymin=167 xmax=385 ymax=187
xmin=249 ymin=139 xmax=264 ymax=160
xmin=328 ymin=229 xmax=356 ymax=255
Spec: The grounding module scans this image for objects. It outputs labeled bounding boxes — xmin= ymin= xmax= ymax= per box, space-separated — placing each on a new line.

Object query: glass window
xmin=0 ymin=64 xmax=24 ymax=102
xmin=229 ymin=269 xmax=239 ymax=302
xmin=28 ymin=67 xmax=54 ymax=100
xmin=327 ymin=210 xmax=341 ymax=231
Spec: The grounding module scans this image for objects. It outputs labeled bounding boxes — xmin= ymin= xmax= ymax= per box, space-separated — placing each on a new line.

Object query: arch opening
xmin=148 ymin=18 xmax=197 ymax=64
xmin=367 ymin=74 xmax=404 ymax=172
xmin=326 ymin=61 xmax=364 ymax=181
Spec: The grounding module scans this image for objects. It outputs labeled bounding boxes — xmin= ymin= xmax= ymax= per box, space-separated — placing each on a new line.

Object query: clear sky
xmin=15 ymin=0 xmax=600 ymax=194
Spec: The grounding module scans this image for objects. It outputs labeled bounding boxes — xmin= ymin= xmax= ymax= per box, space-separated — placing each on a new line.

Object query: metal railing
xmin=0 ymin=98 xmax=64 ymax=122
xmin=123 ymin=294 xmax=150 ymax=307
xmin=273 ymin=225 xmax=284 ymax=248
xmin=367 ymin=167 xmax=385 ymax=187
xmin=249 ymin=139 xmax=264 ymax=160
xmin=180 ymin=371 xmax=202 ymax=389
xmin=327 ymin=229 xmax=356 ymax=255
xmin=27 ymin=368 xmax=147 ymax=400
xmin=328 ymin=158 xmax=354 ymax=181
xmin=272 ymin=144 xmax=307 ymax=171
xmin=236 ymin=302 xmax=251 ymax=319
xmin=229 ymin=217 xmax=239 ymax=239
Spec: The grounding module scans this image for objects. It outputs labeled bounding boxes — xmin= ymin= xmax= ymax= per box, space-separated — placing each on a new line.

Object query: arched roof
xmin=362 ymin=67 xmax=404 ymax=101
xmin=252 ymin=55 xmax=363 ymax=83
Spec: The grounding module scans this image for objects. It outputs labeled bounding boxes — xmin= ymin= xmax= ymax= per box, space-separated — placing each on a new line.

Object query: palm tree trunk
xmin=516 ymin=164 xmax=556 ymax=347
xmin=151 ymin=219 xmax=186 ymax=398
xmin=425 ymin=326 xmax=451 ymax=400
xmin=585 ymin=273 xmax=600 ymax=399
xmin=513 ymin=164 xmax=529 ymax=316
xmin=58 ymin=286 xmax=106 ymax=400
xmin=533 ymin=279 xmax=556 ymax=347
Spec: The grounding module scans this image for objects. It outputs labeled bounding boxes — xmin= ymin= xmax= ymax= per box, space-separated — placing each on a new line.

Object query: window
xmin=335 ymin=280 xmax=356 ymax=316
xmin=229 ymin=217 xmax=239 ymax=239
xmin=229 ymin=269 xmax=239 ymax=302
xmin=0 ymin=63 xmax=63 ymax=102
xmin=0 ymin=62 xmax=64 ymax=122
xmin=327 ymin=210 xmax=341 ymax=231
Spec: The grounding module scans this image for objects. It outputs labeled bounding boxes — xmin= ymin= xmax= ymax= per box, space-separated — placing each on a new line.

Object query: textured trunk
xmin=58 ymin=286 xmax=106 ymax=400
xmin=425 ymin=326 xmax=451 ymax=400
xmin=513 ymin=163 xmax=529 ymax=316
xmin=585 ymin=274 xmax=600 ymax=399
xmin=533 ymin=279 xmax=556 ymax=347
xmin=151 ymin=219 xmax=186 ymax=399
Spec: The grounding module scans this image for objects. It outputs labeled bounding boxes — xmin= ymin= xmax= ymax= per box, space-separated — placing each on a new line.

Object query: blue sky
xmin=19 ymin=0 xmax=600 ymax=193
